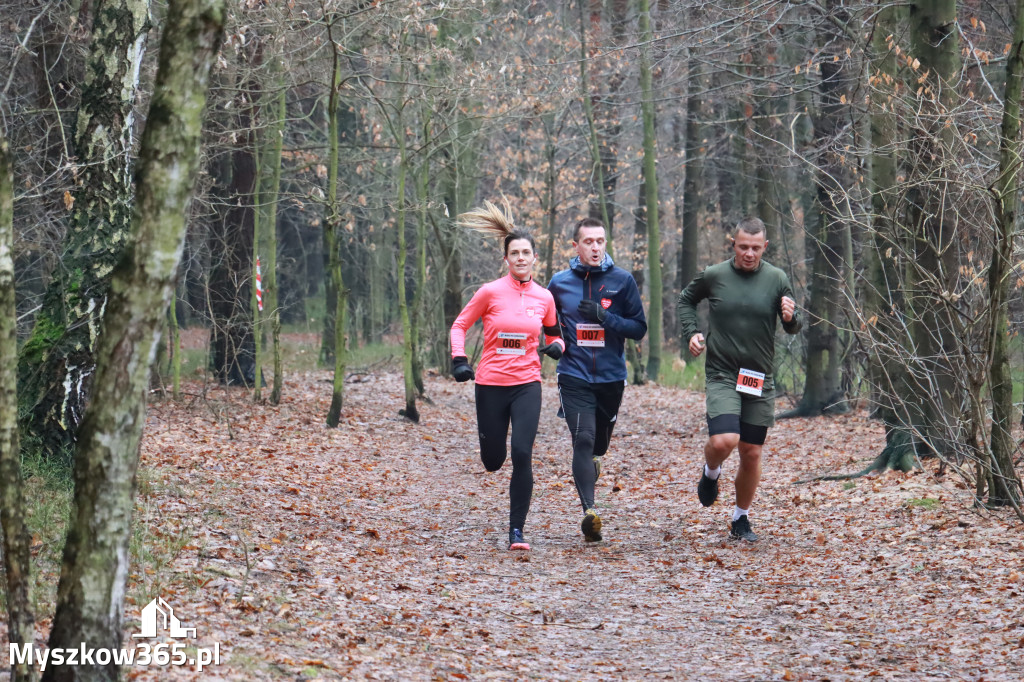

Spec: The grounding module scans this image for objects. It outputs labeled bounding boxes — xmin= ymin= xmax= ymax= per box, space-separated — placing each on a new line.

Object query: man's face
xmin=574 ymin=226 xmax=607 ymax=267
xmin=732 ymin=230 xmax=767 ymax=272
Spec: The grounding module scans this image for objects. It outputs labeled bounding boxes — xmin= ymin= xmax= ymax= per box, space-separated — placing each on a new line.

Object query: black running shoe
xmin=697 ymin=467 xmax=719 ymax=507
xmin=581 ymin=508 xmax=603 ymax=542
xmin=729 ymin=515 xmax=758 ymax=542
xmin=508 ymin=529 xmax=530 ymax=550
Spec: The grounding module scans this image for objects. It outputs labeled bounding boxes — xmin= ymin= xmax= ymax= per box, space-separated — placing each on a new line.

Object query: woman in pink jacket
xmin=451 ymin=200 xmax=564 ymax=551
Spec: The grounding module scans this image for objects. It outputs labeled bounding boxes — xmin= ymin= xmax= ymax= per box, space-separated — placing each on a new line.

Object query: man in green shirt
xmin=677 ymin=217 xmax=801 ymax=542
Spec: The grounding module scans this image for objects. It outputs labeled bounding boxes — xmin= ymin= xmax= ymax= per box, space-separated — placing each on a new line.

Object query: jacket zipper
xmin=587 ymin=272 xmax=597 ymax=378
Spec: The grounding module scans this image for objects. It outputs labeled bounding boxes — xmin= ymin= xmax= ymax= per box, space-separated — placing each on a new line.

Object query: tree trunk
xmin=637 ymin=0 xmax=662 ymax=380
xmin=18 ymin=0 xmax=151 ymax=462
xmin=394 ymin=100 xmax=419 ymax=422
xmin=251 ymin=120 xmax=264 ymax=402
xmin=579 ymin=0 xmax=612 ymax=249
xmin=1 ymin=130 xmax=36 ymax=682
xmin=320 ymin=87 xmax=359 ymax=364
xmin=542 ymin=112 xmax=560 ymax=284
xmin=210 ymin=48 xmax=261 ymax=387
xmin=906 ymin=0 xmax=961 ymax=458
xmin=325 ymin=27 xmax=349 ymax=428
xmin=437 ymin=118 xmax=478 ymax=374
xmin=263 ymin=82 xmax=286 ymax=406
xmin=862 ymin=5 xmax=916 ymax=472
xmin=43 ymin=2 xmax=224 ymax=679
xmin=789 ymin=1 xmax=852 ymax=417
xmin=986 ymin=0 xmax=1024 ymax=511
xmin=678 ymin=54 xmax=702 ymax=297
xmin=411 ymin=110 xmax=432 ymax=396
xmin=628 ymin=179 xmax=648 ymax=385
xmin=169 ymin=283 xmax=181 ymax=400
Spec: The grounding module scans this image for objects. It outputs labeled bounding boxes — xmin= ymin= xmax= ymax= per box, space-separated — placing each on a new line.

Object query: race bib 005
xmin=576 ymin=323 xmax=605 ymax=348
xmin=736 ymin=368 xmax=765 ymax=396
xmin=496 ymin=332 xmax=528 ymax=355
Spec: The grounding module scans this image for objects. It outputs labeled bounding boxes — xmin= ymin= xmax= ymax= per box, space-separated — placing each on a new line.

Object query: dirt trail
xmin=134 ymin=372 xmax=1023 ymax=681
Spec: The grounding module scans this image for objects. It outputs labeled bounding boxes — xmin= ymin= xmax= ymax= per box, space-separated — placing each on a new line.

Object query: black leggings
xmin=557 ymin=375 xmax=625 ymax=511
xmin=475 ymin=382 xmax=541 ymax=532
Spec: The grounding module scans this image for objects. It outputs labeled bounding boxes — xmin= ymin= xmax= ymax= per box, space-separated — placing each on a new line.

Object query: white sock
xmin=732 ymin=507 xmax=749 ymax=522
xmin=704 ymin=464 xmax=721 ymax=481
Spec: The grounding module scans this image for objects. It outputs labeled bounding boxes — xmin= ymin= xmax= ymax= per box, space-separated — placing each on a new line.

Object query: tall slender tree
xmin=325 ymin=20 xmax=350 ymax=428
xmin=638 ymin=0 xmax=662 ymax=380
xmin=43 ymin=0 xmax=225 ymax=678
xmin=984 ymin=0 xmax=1024 ymax=511
xmin=1 ymin=129 xmax=35 ymax=682
xmin=262 ymin=77 xmax=286 ymax=406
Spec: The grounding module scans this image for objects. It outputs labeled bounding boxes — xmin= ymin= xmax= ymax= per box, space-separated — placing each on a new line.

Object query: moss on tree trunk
xmin=17 ymin=0 xmax=151 ymax=463
xmin=42 ymin=1 xmax=224 ymax=678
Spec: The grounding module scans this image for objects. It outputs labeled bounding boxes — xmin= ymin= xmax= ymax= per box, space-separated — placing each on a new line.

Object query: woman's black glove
xmin=452 ymin=356 xmax=475 ymax=382
xmin=539 ymin=341 xmax=563 ymax=360
xmin=577 ymin=299 xmax=608 ymax=324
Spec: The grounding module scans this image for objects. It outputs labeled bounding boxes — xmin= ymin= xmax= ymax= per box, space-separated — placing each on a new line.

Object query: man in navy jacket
xmin=548 ymin=217 xmax=647 ymax=542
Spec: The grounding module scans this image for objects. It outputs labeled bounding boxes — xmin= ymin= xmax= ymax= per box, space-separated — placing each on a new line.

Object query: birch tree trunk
xmin=43 ymin=1 xmax=224 ymax=679
xmin=1 ymin=130 xmax=36 ymax=682
xmin=18 ymin=0 xmax=151 ymax=462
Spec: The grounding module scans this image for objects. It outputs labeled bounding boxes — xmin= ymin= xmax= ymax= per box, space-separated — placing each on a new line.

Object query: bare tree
xmin=43 ymin=1 xmax=225 ymax=678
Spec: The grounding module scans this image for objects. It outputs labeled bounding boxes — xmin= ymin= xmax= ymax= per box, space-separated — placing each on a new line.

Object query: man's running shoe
xmin=593 ymin=456 xmax=602 ymax=481
xmin=509 ymin=529 xmax=530 ymax=550
xmin=581 ymin=509 xmax=603 ymax=542
xmin=697 ymin=467 xmax=719 ymax=507
xmin=729 ymin=515 xmax=758 ymax=543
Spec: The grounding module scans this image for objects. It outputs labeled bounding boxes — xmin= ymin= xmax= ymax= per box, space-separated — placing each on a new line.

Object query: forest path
xmin=136 ymin=372 xmax=1023 ymax=681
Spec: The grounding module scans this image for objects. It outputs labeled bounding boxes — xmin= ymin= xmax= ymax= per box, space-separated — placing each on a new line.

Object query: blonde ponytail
xmin=457 ymin=197 xmax=536 ymax=255
xmin=456 ymin=197 xmax=517 ymax=239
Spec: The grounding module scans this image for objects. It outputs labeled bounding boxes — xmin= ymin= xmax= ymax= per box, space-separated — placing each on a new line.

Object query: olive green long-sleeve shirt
xmin=677 ymin=258 xmax=801 ymax=383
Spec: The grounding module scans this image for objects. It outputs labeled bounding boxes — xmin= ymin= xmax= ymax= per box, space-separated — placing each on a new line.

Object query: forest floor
xmin=114 ymin=362 xmax=1024 ymax=681
xmin=7 ymin=341 xmax=1024 ymax=681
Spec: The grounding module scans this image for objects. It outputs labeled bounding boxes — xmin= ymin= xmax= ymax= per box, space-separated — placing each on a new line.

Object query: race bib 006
xmin=736 ymin=368 xmax=765 ymax=396
xmin=496 ymin=332 xmax=528 ymax=355
xmin=576 ymin=323 xmax=605 ymax=348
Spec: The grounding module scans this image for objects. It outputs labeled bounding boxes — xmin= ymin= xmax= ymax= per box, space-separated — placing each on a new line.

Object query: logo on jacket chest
xmin=600 ymin=298 xmax=612 ymax=310
xmin=525 ymin=307 xmax=536 ymax=318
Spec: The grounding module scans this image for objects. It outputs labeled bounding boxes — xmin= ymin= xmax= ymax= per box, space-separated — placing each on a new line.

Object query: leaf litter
xmin=117 ymin=371 xmax=1024 ymax=679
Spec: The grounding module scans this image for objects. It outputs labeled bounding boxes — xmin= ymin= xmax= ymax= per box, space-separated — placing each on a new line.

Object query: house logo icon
xmin=132 ymin=597 xmax=196 ymax=639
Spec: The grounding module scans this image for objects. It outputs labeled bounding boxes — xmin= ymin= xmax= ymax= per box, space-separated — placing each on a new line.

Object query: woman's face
xmin=505 ymin=238 xmax=536 ymax=281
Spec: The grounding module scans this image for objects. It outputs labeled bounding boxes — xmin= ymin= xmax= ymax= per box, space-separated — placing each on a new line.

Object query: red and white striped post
xmin=255 ymin=257 xmax=263 ymax=312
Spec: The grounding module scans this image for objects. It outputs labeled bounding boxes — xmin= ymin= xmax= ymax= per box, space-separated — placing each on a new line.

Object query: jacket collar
xmin=570 ymin=254 xmax=614 ymax=275
xmin=504 ymin=273 xmax=534 ymax=291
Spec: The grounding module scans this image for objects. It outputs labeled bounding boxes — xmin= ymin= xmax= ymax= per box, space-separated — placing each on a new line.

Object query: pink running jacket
xmin=451 ymin=274 xmax=564 ymax=386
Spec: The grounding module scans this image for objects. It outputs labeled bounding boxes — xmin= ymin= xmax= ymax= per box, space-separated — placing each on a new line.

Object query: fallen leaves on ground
xmin=108 ymin=370 xmax=1024 ymax=679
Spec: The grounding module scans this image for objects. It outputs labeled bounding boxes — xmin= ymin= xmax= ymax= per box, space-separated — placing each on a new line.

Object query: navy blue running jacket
xmin=547 ymin=255 xmax=648 ymax=384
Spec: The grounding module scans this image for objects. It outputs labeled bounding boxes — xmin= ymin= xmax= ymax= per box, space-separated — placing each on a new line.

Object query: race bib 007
xmin=496 ymin=332 xmax=528 ymax=355
xmin=576 ymin=323 xmax=605 ymax=348
xmin=736 ymin=368 xmax=765 ymax=396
